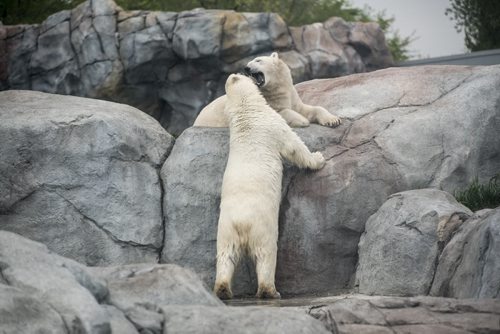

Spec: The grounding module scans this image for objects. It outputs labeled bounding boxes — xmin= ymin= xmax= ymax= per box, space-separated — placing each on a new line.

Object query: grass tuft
xmin=454 ymin=174 xmax=500 ymax=212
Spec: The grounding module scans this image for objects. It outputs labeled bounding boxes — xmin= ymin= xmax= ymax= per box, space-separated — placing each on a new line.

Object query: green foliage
xmin=446 ymin=0 xmax=500 ymax=51
xmin=1 ymin=0 xmax=413 ymax=61
xmin=454 ymin=175 xmax=500 ymax=212
xmin=0 ymin=0 xmax=84 ymax=25
xmin=371 ymin=11 xmax=415 ymax=62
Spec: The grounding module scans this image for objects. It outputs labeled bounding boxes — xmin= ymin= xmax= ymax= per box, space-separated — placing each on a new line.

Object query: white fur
xmin=193 ymin=52 xmax=341 ymax=128
xmin=213 ymin=74 xmax=326 ymax=299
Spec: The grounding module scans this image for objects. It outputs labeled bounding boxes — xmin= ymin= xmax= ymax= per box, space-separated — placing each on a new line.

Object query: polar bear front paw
xmin=311 ymin=151 xmax=326 ymax=170
xmin=317 ymin=113 xmax=342 ymax=127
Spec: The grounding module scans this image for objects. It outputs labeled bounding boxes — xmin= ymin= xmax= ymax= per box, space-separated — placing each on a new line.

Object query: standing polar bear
xmin=214 ymin=74 xmax=326 ymax=299
xmin=194 ymin=52 xmax=341 ymax=128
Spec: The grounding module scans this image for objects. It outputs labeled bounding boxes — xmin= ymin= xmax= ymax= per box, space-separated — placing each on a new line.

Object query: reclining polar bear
xmin=194 ymin=52 xmax=341 ymax=128
xmin=214 ymin=74 xmax=326 ymax=299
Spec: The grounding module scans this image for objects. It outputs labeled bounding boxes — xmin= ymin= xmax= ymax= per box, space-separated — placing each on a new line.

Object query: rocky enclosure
xmin=2 ymin=231 xmax=500 ymax=334
xmin=0 ymin=0 xmax=393 ymax=135
xmin=1 ymin=64 xmax=500 ymax=333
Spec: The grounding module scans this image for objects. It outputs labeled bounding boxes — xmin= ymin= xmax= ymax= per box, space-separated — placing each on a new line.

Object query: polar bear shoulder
xmin=192 ymin=95 xmax=229 ymax=127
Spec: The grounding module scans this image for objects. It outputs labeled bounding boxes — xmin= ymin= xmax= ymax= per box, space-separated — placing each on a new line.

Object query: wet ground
xmin=224 ymin=293 xmax=356 ymax=307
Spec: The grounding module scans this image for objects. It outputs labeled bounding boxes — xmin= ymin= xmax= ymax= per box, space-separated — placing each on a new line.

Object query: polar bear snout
xmin=243 ymin=66 xmax=265 ymax=87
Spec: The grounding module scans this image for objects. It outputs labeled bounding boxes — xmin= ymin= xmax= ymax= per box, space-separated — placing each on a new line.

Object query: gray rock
xmin=5 ymin=25 xmax=39 ymax=89
xmin=102 ymin=305 xmax=139 ymax=334
xmin=120 ymin=24 xmax=176 ymax=85
xmin=161 ymin=65 xmax=500 ymax=296
xmin=29 ymin=20 xmax=75 ymax=72
xmin=431 ymin=208 xmax=500 ymax=298
xmin=0 ymin=231 xmax=111 ymax=333
xmin=89 ymin=263 xmax=222 ymax=309
xmin=172 ymin=10 xmax=224 ymax=59
xmin=0 ymin=90 xmax=173 ymax=266
xmin=220 ymin=12 xmax=291 ymax=63
xmin=296 ymin=65 xmax=500 ymax=190
xmin=0 ymin=285 xmax=67 ymax=334
xmin=161 ymin=305 xmax=330 ymax=334
xmin=356 ymin=189 xmax=472 ymax=296
xmin=89 ymin=263 xmax=221 ymax=333
xmin=303 ymin=295 xmax=500 ymax=334
xmin=291 ymin=22 xmax=353 ymax=78
xmin=348 ymin=22 xmax=394 ymax=70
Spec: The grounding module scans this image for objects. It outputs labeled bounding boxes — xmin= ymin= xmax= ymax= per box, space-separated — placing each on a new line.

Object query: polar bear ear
xmin=228 ymin=74 xmax=240 ymax=84
xmin=270 ymin=52 xmax=279 ymax=59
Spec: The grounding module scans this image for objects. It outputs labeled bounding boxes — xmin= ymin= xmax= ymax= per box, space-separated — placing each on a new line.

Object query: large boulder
xmin=0 ymin=231 xmax=113 ymax=333
xmin=160 ymin=65 xmax=500 ymax=296
xmin=0 ymin=231 xmax=332 ymax=334
xmin=0 ymin=285 xmax=67 ymax=334
xmin=431 ymin=208 xmax=500 ymax=298
xmin=160 ymin=305 xmax=330 ymax=334
xmin=356 ymin=189 xmax=473 ymax=296
xmin=0 ymin=90 xmax=173 ymax=266
xmin=302 ymin=295 xmax=500 ymax=334
xmin=0 ymin=0 xmax=393 ymax=135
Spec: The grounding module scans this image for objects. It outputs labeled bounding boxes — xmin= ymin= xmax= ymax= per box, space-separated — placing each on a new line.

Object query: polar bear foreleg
xmin=280 ymin=130 xmax=326 ymax=170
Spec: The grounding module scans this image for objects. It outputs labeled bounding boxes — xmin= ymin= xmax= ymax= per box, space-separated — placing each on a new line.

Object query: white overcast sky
xmin=348 ymin=0 xmax=466 ymax=59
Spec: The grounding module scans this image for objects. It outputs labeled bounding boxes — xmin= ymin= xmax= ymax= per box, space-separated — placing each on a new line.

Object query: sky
xmin=348 ymin=0 xmax=466 ymax=59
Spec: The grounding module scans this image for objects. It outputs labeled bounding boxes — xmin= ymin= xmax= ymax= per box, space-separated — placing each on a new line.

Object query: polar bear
xmin=214 ymin=74 xmax=326 ymax=299
xmin=194 ymin=52 xmax=341 ymax=128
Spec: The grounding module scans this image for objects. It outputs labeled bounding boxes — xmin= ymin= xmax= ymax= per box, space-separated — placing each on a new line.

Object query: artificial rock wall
xmin=0 ymin=0 xmax=393 ymax=134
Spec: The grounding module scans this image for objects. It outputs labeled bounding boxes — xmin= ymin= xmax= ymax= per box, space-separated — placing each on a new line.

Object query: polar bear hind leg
xmin=299 ymin=103 xmax=341 ymax=127
xmin=214 ymin=220 xmax=242 ymax=299
xmin=278 ymin=108 xmax=310 ymax=127
xmin=249 ymin=223 xmax=281 ymax=299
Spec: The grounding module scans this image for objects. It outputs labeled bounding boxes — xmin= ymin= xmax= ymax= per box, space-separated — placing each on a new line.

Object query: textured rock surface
xmin=160 ymin=305 xmax=331 ymax=334
xmin=0 ymin=285 xmax=67 ymax=334
xmin=0 ymin=231 xmax=113 ymax=333
xmin=301 ymin=295 xmax=500 ymax=334
xmin=90 ymin=264 xmax=222 ymax=309
xmin=0 ymin=0 xmax=393 ymax=134
xmin=161 ymin=65 xmax=500 ymax=296
xmin=0 ymin=231 xmax=333 ymax=334
xmin=356 ymin=189 xmax=473 ymax=296
xmin=431 ymin=208 xmax=500 ymax=298
xmin=0 ymin=90 xmax=173 ymax=266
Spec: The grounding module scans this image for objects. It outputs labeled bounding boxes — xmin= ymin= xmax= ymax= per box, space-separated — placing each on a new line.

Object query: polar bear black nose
xmin=244 ymin=67 xmax=251 ymax=74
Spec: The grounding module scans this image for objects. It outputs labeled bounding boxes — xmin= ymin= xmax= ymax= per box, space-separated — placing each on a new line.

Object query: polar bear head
xmin=244 ymin=52 xmax=293 ymax=90
xmin=225 ymin=74 xmax=262 ymax=102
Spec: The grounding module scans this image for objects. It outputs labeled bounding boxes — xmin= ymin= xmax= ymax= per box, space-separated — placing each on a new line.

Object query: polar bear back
xmin=220 ymin=75 xmax=292 ymax=223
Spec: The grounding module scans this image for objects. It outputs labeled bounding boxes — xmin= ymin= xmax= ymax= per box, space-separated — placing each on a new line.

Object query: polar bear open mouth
xmin=244 ymin=68 xmax=265 ymax=87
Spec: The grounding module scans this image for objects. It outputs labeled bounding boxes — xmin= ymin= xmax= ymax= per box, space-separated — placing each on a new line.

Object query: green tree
xmin=0 ymin=0 xmax=84 ymax=25
xmin=446 ymin=0 xmax=500 ymax=51
xmin=374 ymin=12 xmax=415 ymax=62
